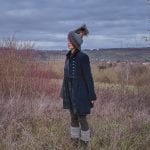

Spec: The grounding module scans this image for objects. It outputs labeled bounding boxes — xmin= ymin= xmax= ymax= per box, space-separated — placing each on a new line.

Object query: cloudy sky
xmin=0 ymin=0 xmax=149 ymax=50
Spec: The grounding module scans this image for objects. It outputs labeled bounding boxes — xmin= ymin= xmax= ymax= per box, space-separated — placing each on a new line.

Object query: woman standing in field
xmin=60 ymin=24 xmax=97 ymax=147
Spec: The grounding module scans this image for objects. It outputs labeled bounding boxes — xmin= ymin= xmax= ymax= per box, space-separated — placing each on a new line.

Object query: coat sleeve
xmin=59 ymin=78 xmax=64 ymax=98
xmin=80 ymin=54 xmax=97 ymax=101
xmin=59 ymin=58 xmax=67 ymax=99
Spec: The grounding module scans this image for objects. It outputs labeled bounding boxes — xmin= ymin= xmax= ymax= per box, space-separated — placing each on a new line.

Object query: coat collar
xmin=66 ymin=49 xmax=80 ymax=58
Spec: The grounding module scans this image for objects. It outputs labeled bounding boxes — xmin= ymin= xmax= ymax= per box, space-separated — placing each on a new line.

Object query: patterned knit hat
xmin=68 ymin=31 xmax=83 ymax=50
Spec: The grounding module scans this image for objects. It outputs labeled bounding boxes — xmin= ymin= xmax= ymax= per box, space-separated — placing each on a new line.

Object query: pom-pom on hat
xmin=74 ymin=24 xmax=89 ymax=36
xmin=68 ymin=31 xmax=83 ymax=50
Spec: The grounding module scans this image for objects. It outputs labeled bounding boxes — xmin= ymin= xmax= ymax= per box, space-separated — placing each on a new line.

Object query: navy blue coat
xmin=59 ymin=49 xmax=97 ymax=115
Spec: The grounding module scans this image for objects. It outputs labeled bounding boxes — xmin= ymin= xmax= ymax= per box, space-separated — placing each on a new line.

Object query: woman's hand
xmin=90 ymin=100 xmax=95 ymax=108
xmin=91 ymin=101 xmax=95 ymax=104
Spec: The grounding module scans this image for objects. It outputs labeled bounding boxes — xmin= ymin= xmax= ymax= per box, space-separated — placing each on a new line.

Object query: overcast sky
xmin=0 ymin=0 xmax=149 ymax=50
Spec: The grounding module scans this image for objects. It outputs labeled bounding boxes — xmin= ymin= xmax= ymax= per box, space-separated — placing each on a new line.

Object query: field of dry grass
xmin=0 ymin=41 xmax=150 ymax=150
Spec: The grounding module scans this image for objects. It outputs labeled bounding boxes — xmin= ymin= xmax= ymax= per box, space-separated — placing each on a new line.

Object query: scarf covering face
xmin=68 ymin=31 xmax=83 ymax=50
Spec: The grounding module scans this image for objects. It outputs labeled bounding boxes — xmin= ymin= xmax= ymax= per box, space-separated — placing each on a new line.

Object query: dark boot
xmin=70 ymin=137 xmax=79 ymax=147
xmin=79 ymin=129 xmax=90 ymax=149
xmin=79 ymin=139 xmax=89 ymax=149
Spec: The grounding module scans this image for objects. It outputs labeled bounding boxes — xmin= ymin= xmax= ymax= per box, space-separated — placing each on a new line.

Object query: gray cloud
xmin=0 ymin=0 xmax=149 ymax=49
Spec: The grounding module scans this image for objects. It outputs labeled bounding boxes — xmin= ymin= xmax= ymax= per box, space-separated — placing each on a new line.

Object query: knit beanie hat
xmin=68 ymin=31 xmax=83 ymax=50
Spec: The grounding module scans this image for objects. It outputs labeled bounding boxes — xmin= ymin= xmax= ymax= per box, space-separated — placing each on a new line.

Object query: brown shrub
xmin=0 ymin=40 xmax=59 ymax=99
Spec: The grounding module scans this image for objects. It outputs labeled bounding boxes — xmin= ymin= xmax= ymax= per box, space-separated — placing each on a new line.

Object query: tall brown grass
xmin=0 ymin=39 xmax=150 ymax=150
xmin=0 ymin=38 xmax=61 ymax=100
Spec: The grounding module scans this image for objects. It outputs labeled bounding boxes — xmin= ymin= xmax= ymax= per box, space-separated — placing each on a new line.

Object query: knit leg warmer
xmin=80 ymin=128 xmax=91 ymax=142
xmin=70 ymin=126 xmax=81 ymax=139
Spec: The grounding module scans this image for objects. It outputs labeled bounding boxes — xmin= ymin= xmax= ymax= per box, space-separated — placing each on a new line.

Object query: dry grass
xmin=0 ymin=40 xmax=150 ymax=150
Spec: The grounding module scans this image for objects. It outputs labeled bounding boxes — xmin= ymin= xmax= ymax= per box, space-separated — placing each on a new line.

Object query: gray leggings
xmin=69 ymin=109 xmax=89 ymax=131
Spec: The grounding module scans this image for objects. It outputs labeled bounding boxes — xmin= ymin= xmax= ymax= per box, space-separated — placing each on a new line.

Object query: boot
xmin=80 ymin=128 xmax=90 ymax=148
xmin=70 ymin=126 xmax=80 ymax=147
xmin=80 ymin=140 xmax=89 ymax=149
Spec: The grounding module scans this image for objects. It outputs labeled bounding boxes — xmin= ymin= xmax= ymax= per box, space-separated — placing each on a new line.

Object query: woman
xmin=59 ymin=24 xmax=97 ymax=147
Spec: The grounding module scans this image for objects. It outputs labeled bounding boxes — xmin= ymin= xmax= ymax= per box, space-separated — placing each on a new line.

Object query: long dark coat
xmin=59 ymin=49 xmax=97 ymax=115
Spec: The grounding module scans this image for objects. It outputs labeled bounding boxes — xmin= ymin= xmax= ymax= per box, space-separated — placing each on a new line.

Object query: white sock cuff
xmin=70 ymin=126 xmax=81 ymax=138
xmin=81 ymin=129 xmax=91 ymax=141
